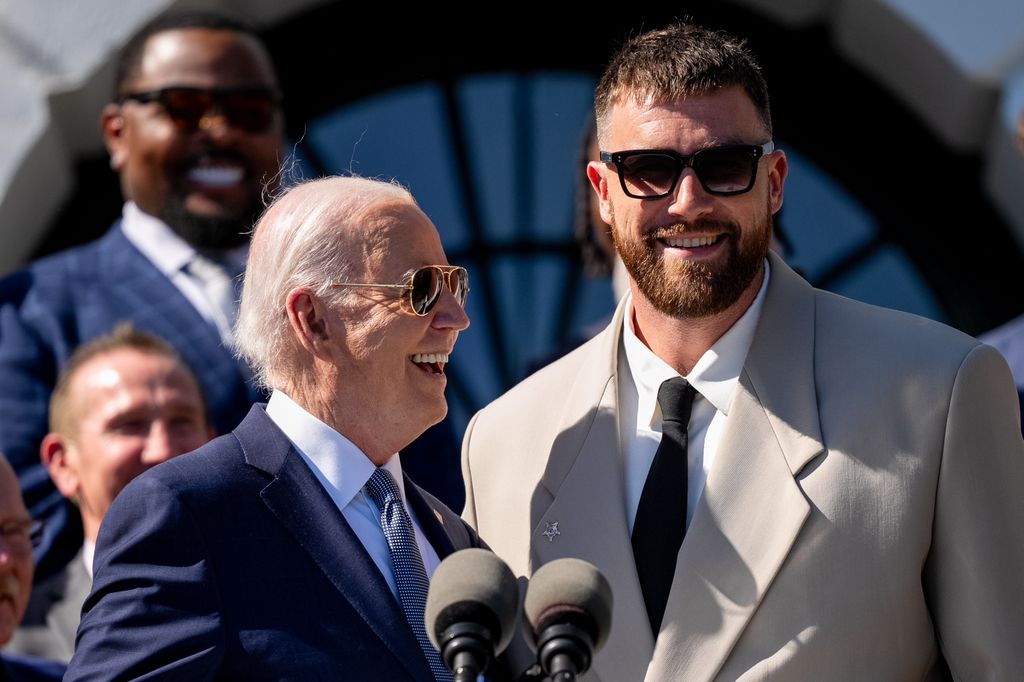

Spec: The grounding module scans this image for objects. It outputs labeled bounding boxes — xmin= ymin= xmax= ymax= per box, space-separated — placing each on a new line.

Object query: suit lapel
xmin=96 ymin=226 xmax=257 ymax=427
xmin=648 ymin=255 xmax=824 ymax=680
xmin=236 ymin=407 xmax=434 ymax=682
xmin=404 ymin=476 xmax=457 ymax=559
xmin=531 ymin=298 xmax=655 ymax=682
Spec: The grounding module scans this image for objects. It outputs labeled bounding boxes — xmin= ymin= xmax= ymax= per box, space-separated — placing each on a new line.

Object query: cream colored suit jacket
xmin=462 ymin=255 xmax=1024 ymax=681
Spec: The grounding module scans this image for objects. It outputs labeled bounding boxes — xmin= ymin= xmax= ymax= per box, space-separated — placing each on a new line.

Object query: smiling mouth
xmin=411 ymin=352 xmax=449 ymax=375
xmin=186 ymin=164 xmax=245 ymax=188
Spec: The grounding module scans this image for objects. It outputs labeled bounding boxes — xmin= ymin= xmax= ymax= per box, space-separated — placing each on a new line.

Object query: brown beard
xmin=612 ymin=201 xmax=772 ymax=318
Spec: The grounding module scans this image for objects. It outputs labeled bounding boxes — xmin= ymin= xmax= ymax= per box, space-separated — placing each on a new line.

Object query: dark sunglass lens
xmin=619 ymin=153 xmax=679 ymax=197
xmin=160 ymin=89 xmax=211 ymax=129
xmin=410 ymin=268 xmax=442 ymax=315
xmin=695 ymin=147 xmax=755 ymax=194
xmin=223 ymin=92 xmax=277 ymax=133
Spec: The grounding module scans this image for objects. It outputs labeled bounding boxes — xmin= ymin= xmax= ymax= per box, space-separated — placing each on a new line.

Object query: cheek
xmin=90 ymin=439 xmax=147 ymax=478
xmin=178 ymin=427 xmax=211 ymax=452
xmin=247 ymin=132 xmax=284 ymax=173
xmin=17 ymin=560 xmax=33 ymax=600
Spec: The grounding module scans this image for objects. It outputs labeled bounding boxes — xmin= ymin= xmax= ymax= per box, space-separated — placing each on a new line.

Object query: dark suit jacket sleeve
xmin=66 ymin=474 xmax=226 ymax=682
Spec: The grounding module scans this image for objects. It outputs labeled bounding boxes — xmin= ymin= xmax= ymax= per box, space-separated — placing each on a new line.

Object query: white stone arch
xmin=0 ymin=0 xmax=1021 ymax=272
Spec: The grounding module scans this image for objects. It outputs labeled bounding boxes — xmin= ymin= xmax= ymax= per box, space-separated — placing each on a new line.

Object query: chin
xmin=419 ymin=399 xmax=449 ymax=431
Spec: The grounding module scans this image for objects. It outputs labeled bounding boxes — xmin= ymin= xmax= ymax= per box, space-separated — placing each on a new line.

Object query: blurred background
xmin=2 ymin=0 xmax=1022 ymax=432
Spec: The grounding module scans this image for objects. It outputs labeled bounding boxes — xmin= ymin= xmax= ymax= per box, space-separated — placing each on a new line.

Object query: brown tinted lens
xmin=160 ymin=89 xmax=213 ymax=129
xmin=222 ymin=91 xmax=278 ymax=133
xmin=158 ymin=88 xmax=276 ymax=133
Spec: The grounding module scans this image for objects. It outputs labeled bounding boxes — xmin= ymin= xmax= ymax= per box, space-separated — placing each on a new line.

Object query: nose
xmin=666 ymin=169 xmax=714 ymax=222
xmin=431 ymin=288 xmax=470 ymax=332
xmin=141 ymin=422 xmax=176 ymax=465
xmin=196 ymin=107 xmax=238 ymax=140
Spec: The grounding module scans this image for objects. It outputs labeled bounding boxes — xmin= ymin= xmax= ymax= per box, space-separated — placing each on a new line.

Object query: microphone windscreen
xmin=523 ymin=558 xmax=613 ymax=651
xmin=425 ymin=548 xmax=519 ymax=655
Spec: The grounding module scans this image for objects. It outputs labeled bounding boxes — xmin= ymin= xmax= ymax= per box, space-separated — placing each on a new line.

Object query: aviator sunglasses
xmin=600 ymin=141 xmax=774 ymax=199
xmin=119 ymin=86 xmax=281 ymax=134
xmin=330 ymin=265 xmax=470 ymax=317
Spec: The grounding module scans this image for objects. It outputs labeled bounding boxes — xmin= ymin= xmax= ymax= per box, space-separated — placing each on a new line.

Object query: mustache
xmin=643 ymin=219 xmax=739 ymax=243
xmin=0 ymin=572 xmax=21 ymax=602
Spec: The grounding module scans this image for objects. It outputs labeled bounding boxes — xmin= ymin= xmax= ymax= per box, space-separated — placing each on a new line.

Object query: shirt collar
xmin=120 ymin=201 xmax=249 ymax=275
xmin=121 ymin=201 xmax=196 ymax=275
xmin=265 ymin=390 xmax=405 ymax=509
xmin=622 ymin=260 xmax=771 ymax=428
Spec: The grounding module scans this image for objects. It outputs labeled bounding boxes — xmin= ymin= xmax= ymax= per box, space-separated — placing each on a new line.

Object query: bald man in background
xmin=0 ymin=456 xmax=64 ymax=680
xmin=7 ymin=325 xmax=212 ymax=662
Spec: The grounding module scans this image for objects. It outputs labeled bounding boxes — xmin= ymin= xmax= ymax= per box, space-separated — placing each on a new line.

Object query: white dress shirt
xmin=82 ymin=539 xmax=96 ymax=580
xmin=618 ymin=262 xmax=770 ymax=533
xmin=265 ymin=390 xmax=441 ymax=599
xmin=120 ymin=202 xmax=248 ymax=345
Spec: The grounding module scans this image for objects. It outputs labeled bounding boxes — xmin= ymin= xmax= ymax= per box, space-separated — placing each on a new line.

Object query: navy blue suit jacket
xmin=0 ymin=224 xmax=258 ymax=576
xmin=0 ymin=223 xmax=464 ymax=580
xmin=0 ymin=652 xmax=65 ymax=682
xmin=65 ymin=406 xmax=482 ymax=681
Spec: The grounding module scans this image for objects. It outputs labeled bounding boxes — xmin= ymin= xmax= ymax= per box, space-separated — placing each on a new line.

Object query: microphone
xmin=523 ymin=558 xmax=613 ymax=682
xmin=425 ymin=548 xmax=519 ymax=682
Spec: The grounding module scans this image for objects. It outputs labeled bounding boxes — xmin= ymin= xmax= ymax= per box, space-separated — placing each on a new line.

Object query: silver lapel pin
xmin=542 ymin=521 xmax=561 ymax=542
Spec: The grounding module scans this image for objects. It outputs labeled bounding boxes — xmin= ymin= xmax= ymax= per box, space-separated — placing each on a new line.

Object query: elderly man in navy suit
xmin=66 ymin=176 xmax=478 ymax=681
xmin=0 ymin=9 xmax=464 ymax=586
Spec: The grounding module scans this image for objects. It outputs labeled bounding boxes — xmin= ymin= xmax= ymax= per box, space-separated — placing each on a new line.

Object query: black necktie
xmin=631 ymin=376 xmax=698 ymax=636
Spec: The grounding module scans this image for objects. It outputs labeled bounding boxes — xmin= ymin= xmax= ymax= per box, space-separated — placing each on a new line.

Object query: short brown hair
xmin=594 ymin=23 xmax=772 ymax=144
xmin=49 ymin=324 xmax=203 ymax=435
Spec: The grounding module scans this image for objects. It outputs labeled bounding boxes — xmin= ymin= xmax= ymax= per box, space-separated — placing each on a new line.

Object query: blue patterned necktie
xmin=364 ymin=468 xmax=452 ymax=682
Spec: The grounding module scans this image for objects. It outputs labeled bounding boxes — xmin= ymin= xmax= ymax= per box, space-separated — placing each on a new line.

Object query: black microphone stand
xmin=535 ymin=622 xmax=595 ymax=682
xmin=437 ymin=622 xmax=496 ymax=682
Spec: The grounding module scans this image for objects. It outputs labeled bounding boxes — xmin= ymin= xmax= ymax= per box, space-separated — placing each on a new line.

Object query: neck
xmin=82 ymin=516 xmax=101 ymax=545
xmin=285 ymin=375 xmax=402 ymax=467
xmin=630 ymin=268 xmax=763 ymax=376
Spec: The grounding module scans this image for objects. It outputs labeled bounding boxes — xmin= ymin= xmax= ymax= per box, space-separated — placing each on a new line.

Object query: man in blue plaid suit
xmin=0 ymin=10 xmax=284 ymax=580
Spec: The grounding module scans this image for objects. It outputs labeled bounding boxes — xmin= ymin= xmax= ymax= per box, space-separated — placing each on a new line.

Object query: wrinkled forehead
xmin=350 ymin=200 xmax=445 ymax=278
xmin=69 ymin=349 xmax=202 ymax=412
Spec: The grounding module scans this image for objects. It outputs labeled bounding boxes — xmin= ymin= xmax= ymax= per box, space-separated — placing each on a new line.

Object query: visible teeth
xmin=411 ymin=352 xmax=449 ymax=364
xmin=664 ymin=235 xmax=718 ymax=248
xmin=187 ymin=166 xmax=244 ymax=187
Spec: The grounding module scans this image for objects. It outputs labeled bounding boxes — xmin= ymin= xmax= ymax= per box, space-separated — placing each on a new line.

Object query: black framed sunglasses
xmin=330 ymin=265 xmax=470 ymax=317
xmin=600 ymin=141 xmax=774 ymax=199
xmin=119 ymin=86 xmax=281 ymax=134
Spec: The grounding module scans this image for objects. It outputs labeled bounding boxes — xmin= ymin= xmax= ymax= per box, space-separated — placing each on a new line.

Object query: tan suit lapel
xmin=531 ymin=298 xmax=654 ymax=682
xmin=648 ymin=255 xmax=826 ymax=681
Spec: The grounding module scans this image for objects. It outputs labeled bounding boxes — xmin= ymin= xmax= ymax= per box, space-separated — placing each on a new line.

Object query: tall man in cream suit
xmin=462 ymin=23 xmax=1024 ymax=681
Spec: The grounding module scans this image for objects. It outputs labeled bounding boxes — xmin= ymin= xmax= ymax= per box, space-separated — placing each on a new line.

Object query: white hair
xmin=235 ymin=175 xmax=414 ymax=391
